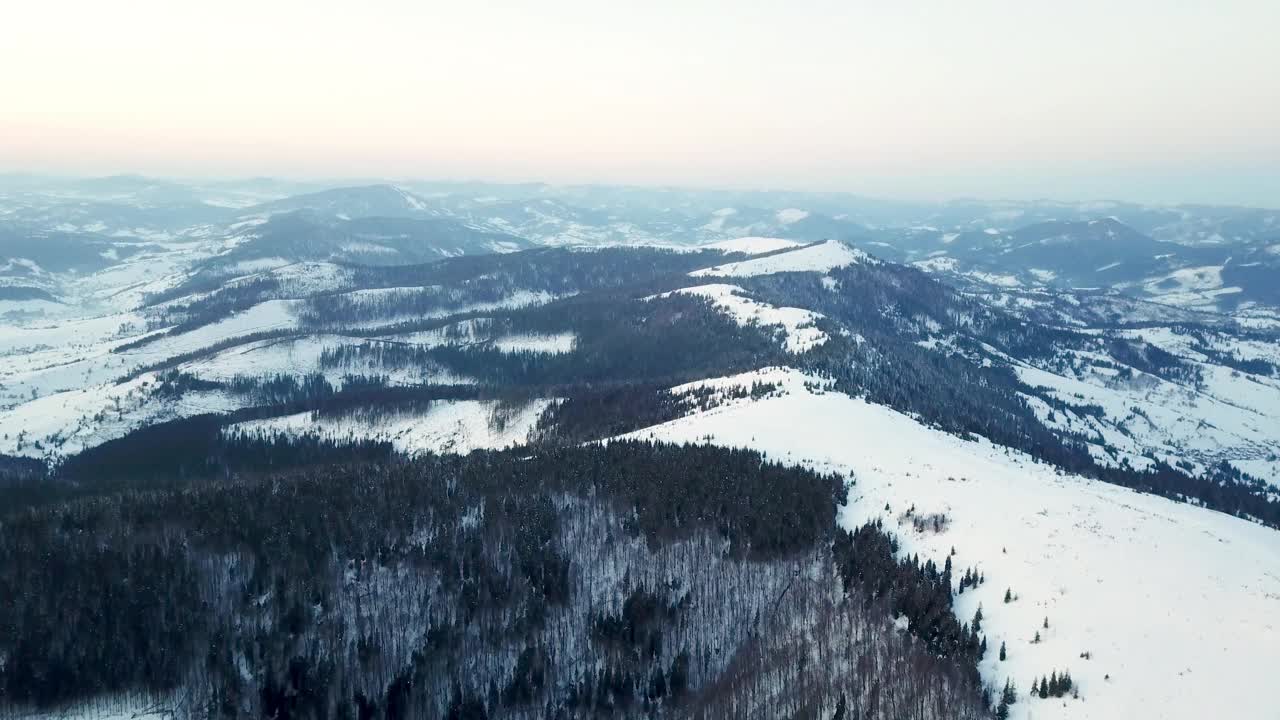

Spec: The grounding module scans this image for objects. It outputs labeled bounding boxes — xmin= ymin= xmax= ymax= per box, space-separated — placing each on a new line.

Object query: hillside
xmin=623 ymin=368 xmax=1280 ymax=720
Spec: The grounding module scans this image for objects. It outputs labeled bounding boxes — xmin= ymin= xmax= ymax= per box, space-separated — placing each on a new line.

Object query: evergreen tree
xmin=996 ymin=679 xmax=1016 ymax=720
xmin=999 ymin=642 xmax=1007 ymax=662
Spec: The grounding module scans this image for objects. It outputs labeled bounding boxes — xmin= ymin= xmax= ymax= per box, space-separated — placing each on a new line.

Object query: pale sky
xmin=3 ymin=0 xmax=1278 ymax=205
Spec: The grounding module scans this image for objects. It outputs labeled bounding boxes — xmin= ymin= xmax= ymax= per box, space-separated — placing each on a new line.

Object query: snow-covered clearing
xmin=229 ymin=398 xmax=555 ymax=455
xmin=913 ymin=256 xmax=960 ymax=273
xmin=0 ymin=372 xmax=239 ymax=459
xmin=1142 ymin=265 xmax=1242 ymax=308
xmin=0 ymin=312 xmax=149 ymax=407
xmin=704 ymin=236 xmax=804 ymax=255
xmin=177 ymin=335 xmax=344 ymax=381
xmin=179 ymin=333 xmax=474 ymax=388
xmin=690 ymin=240 xmax=869 ymax=278
xmin=1014 ymin=346 xmax=1280 ymax=481
xmin=491 ymin=333 xmax=576 ymax=354
xmin=966 ymin=270 xmax=1023 ymax=288
xmin=255 ymin=261 xmax=353 ymax=297
xmin=339 ymin=289 xmax=567 ymax=331
xmin=656 ymin=284 xmax=827 ymax=354
xmin=620 ymin=367 xmax=1280 ymax=720
xmin=120 ymin=299 xmax=302 ymax=365
xmin=382 ymin=319 xmax=491 ymax=347
xmin=0 ymin=311 xmax=144 ymax=356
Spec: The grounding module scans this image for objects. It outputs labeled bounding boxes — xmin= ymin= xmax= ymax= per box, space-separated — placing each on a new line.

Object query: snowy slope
xmin=703 ymin=236 xmax=804 ymax=255
xmin=0 ymin=277 xmax=570 ymax=456
xmin=690 ymin=239 xmax=871 ymax=278
xmin=491 ymin=333 xmax=577 ymax=354
xmin=334 ymin=288 xmax=568 ymax=332
xmin=154 ymin=300 xmax=298 ymax=352
xmin=1013 ymin=344 xmax=1280 ymax=485
xmin=656 ymin=284 xmax=827 ymax=354
xmin=229 ymin=398 xmax=554 ymax=455
xmin=621 ymin=368 xmax=1280 ymax=720
xmin=0 ymin=372 xmax=240 ymax=458
xmin=173 ymin=334 xmax=472 ymax=388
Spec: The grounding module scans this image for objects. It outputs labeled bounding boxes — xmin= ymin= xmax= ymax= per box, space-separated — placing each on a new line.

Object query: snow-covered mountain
xmin=863 ymin=218 xmax=1280 ymax=315
xmin=2 ymin=175 xmax=1278 ymax=720
xmin=625 ymin=367 xmax=1280 ymax=720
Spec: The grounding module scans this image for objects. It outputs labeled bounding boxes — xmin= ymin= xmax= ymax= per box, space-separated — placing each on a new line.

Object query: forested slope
xmin=0 ymin=440 xmax=990 ymax=720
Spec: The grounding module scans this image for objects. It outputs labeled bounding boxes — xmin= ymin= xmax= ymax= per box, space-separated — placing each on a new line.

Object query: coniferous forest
xmin=0 ymin=437 xmax=992 ymax=719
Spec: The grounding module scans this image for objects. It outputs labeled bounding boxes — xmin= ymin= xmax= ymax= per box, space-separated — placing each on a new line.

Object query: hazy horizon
xmin=8 ymin=169 xmax=1280 ymax=212
xmin=4 ymin=0 xmax=1278 ymax=207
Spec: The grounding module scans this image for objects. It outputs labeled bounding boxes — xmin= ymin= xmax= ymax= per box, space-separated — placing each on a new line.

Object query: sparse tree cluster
xmin=1031 ymin=669 xmax=1075 ymax=699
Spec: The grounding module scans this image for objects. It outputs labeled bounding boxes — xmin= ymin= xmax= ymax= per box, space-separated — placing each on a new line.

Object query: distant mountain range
xmin=4 ymin=175 xmax=1276 ymax=317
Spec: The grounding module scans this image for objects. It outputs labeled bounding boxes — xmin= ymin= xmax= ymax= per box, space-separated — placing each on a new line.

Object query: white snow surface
xmin=620 ymin=367 xmax=1280 ymax=720
xmin=121 ymin=300 xmax=302 ymax=367
xmin=966 ymin=270 xmax=1023 ymax=288
xmin=1014 ymin=340 xmax=1280 ymax=482
xmin=690 ymin=240 xmax=869 ymax=278
xmin=0 ymin=372 xmax=240 ymax=458
xmin=913 ymin=256 xmax=960 ymax=273
xmin=338 ymin=288 xmax=567 ymax=331
xmin=1142 ymin=265 xmax=1241 ymax=308
xmin=656 ymin=284 xmax=827 ymax=354
xmin=703 ymin=236 xmax=804 ymax=255
xmin=491 ymin=333 xmax=577 ymax=354
xmin=230 ymin=398 xmax=554 ymax=455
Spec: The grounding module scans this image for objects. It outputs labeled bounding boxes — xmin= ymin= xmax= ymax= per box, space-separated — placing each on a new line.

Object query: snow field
xmin=704 ymin=236 xmax=804 ymax=255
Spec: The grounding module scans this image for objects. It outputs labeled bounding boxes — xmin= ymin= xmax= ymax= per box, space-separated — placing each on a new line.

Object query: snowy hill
xmin=623 ymin=367 xmax=1280 ymax=720
xmin=702 ymin=236 xmax=804 ymax=254
xmin=690 ymin=239 xmax=871 ymax=277
xmin=228 ymin=397 xmax=555 ymax=455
